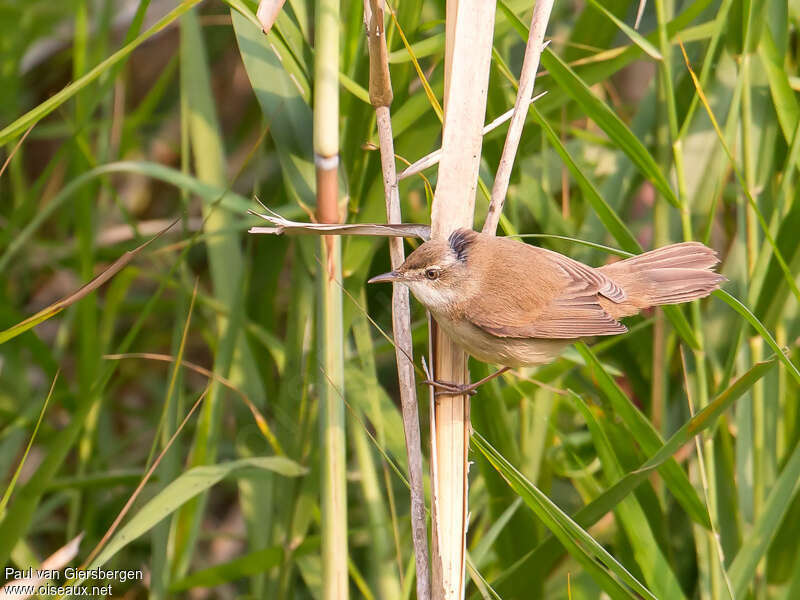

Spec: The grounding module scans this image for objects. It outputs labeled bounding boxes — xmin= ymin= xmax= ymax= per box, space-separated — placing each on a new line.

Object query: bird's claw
xmin=422 ymin=379 xmax=478 ymax=397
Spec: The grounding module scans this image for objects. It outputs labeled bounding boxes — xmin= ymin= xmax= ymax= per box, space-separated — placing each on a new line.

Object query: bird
xmin=368 ymin=228 xmax=724 ymax=395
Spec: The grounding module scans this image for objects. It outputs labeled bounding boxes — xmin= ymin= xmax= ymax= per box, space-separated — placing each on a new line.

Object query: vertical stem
xmin=652 ymin=59 xmax=671 ymax=439
xmin=483 ymin=0 xmax=554 ymax=234
xmin=365 ymin=1 xmax=431 ymax=597
xmin=71 ymin=0 xmax=99 ymax=543
xmin=560 ymin=107 xmax=570 ymax=219
xmin=654 ymin=0 xmax=731 ymax=598
xmin=350 ymin=410 xmax=403 ymax=599
xmin=429 ymin=3 xmax=495 ymax=598
xmin=741 ymin=52 xmax=766 ymax=599
xmin=314 ymin=0 xmax=348 ymax=597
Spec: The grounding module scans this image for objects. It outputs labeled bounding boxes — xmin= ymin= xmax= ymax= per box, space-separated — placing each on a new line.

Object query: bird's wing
xmin=540 ymin=247 xmax=627 ymax=303
xmin=467 ymin=248 xmax=628 ymax=339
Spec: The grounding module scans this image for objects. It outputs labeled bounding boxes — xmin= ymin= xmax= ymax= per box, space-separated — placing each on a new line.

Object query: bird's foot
xmin=421 ymin=367 xmax=512 ymax=397
xmin=422 ymin=379 xmax=479 ymax=397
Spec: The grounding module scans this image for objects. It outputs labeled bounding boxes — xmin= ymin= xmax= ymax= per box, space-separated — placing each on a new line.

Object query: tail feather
xmin=597 ymin=242 xmax=724 ymax=319
xmin=615 ymin=242 xmax=719 ymax=271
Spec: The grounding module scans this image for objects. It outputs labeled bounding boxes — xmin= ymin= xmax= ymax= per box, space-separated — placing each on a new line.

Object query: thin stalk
xmin=652 ymin=45 xmax=671 ymax=439
xmin=352 ymin=290 xmax=406 ymax=597
xmin=740 ymin=52 xmax=766 ymax=599
xmin=364 ymin=2 xmax=431 ymax=598
xmin=314 ymin=0 xmax=348 ymax=597
xmin=350 ymin=412 xmax=403 ymax=599
xmin=483 ymin=0 xmax=555 ymax=235
xmin=655 ymin=0 xmax=730 ymax=598
xmin=397 ymin=91 xmax=546 ymax=182
xmin=70 ymin=0 xmax=102 ymax=545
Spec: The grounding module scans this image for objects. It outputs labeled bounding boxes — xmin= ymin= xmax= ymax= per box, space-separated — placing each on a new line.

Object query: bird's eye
xmin=425 ymin=268 xmax=439 ymax=280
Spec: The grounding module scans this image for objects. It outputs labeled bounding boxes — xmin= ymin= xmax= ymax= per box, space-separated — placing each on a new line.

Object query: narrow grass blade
xmin=758 ymin=27 xmax=800 ymax=147
xmin=678 ymin=40 xmax=800 ymax=307
xmin=170 ymin=537 xmax=319 ymax=591
xmin=104 ymin=353 xmax=283 ymax=456
xmin=0 ymin=372 xmax=58 ymax=515
xmin=0 ymin=220 xmax=175 ymax=344
xmin=540 ymin=49 xmax=680 ymax=207
xmin=387 ymin=7 xmax=443 ymax=122
xmin=531 ymin=108 xmax=699 ymax=349
xmin=584 ymin=0 xmax=662 ymax=60
xmin=0 ymin=161 xmax=268 ymax=274
xmin=714 ymin=290 xmax=800 ymax=385
xmin=570 ymin=392 xmax=687 ymax=599
xmin=531 ymin=105 xmax=640 ymax=252
xmin=479 ymin=357 xmax=776 ymax=590
xmin=576 ymin=342 xmax=711 ymax=528
xmin=0 ymin=0 xmax=203 ymax=144
xmin=472 ymin=432 xmax=657 ymax=600
xmin=728 ymin=440 xmax=800 ymax=597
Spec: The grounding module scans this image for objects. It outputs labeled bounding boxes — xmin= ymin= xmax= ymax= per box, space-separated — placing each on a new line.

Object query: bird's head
xmin=368 ymin=229 xmax=477 ymax=311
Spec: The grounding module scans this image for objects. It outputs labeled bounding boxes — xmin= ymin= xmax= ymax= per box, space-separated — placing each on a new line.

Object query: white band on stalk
xmin=315 ymin=154 xmax=339 ymax=170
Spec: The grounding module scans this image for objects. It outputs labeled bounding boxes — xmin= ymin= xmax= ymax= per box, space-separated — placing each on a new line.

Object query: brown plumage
xmin=369 ymin=229 xmax=724 ymax=368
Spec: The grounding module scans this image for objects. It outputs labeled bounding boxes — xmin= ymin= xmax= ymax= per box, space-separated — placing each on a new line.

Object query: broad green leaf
xmin=171 ymin=537 xmax=319 ymax=591
xmin=232 ymin=9 xmax=316 ymax=208
xmin=86 ymin=457 xmax=304 ymax=571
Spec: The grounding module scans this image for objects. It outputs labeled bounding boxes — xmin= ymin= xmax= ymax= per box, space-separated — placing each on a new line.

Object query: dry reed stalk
xmin=483 ymin=0 xmax=555 ymax=235
xmin=428 ymin=3 xmax=496 ymax=598
xmin=364 ymin=1 xmax=431 ymax=598
xmin=397 ymin=91 xmax=546 ymax=181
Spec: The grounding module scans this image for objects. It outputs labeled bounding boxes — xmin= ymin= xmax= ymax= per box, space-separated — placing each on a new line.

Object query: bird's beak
xmin=368 ymin=271 xmax=401 ymax=284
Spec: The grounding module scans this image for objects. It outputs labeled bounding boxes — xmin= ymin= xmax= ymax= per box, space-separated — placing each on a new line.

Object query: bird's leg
xmin=423 ymin=367 xmax=511 ymax=397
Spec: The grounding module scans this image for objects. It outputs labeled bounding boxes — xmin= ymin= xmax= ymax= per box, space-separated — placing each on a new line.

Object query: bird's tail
xmin=597 ymin=242 xmax=724 ymax=319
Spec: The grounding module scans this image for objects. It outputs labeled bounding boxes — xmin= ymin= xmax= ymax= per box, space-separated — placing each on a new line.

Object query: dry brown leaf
xmin=248 ymin=209 xmax=431 ymax=240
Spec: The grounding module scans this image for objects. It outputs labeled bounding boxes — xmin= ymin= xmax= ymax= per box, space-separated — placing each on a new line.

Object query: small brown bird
xmin=369 ymin=229 xmax=723 ymax=393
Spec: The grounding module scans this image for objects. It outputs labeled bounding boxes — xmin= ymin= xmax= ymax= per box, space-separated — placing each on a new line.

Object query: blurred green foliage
xmin=0 ymin=0 xmax=798 ymax=598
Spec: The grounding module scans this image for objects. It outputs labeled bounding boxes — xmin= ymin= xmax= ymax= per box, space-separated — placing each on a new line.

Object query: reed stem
xmin=314 ymin=0 xmax=348 ymax=597
xmin=483 ymin=0 xmax=554 ymax=235
xmin=655 ymin=1 xmax=731 ymax=597
xmin=365 ymin=1 xmax=431 ymax=597
xmin=429 ymin=3 xmax=495 ymax=597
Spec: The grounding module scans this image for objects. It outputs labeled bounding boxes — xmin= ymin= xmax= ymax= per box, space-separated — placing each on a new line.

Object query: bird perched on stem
xmin=369 ymin=229 xmax=724 ymax=395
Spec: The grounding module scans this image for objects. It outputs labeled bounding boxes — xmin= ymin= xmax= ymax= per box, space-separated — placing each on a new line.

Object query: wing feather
xmin=466 ymin=244 xmax=628 ymax=339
